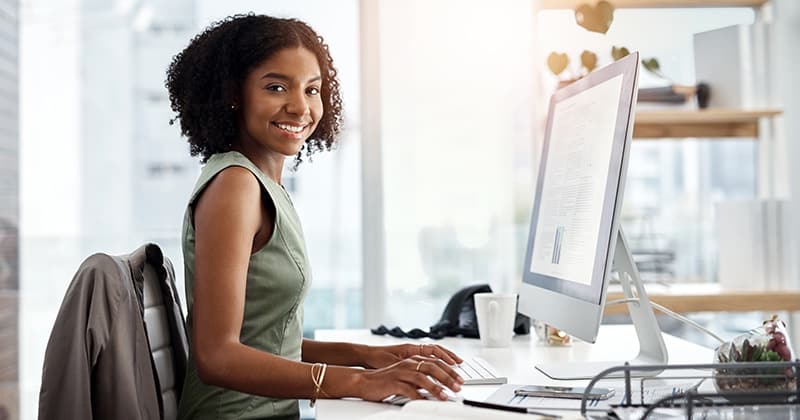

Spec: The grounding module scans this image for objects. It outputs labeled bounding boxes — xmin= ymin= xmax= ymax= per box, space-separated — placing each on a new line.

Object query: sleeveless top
xmin=177 ymin=151 xmax=311 ymax=420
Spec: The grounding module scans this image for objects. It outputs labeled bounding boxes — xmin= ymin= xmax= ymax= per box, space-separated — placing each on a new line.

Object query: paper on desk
xmin=362 ymin=400 xmax=582 ymax=420
xmin=486 ymin=381 xmax=704 ymax=415
xmin=485 ymin=384 xmax=613 ymax=413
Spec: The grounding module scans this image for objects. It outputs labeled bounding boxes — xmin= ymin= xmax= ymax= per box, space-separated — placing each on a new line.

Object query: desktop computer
xmin=518 ymin=52 xmax=669 ymax=380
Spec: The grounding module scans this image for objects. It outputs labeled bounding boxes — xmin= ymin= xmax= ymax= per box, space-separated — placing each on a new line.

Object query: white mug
xmin=473 ymin=293 xmax=517 ymax=348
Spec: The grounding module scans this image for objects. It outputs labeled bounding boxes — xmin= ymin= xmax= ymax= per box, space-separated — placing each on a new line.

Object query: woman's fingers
xmin=433 ymin=344 xmax=463 ymax=364
xmin=394 ymin=382 xmax=424 ymax=401
xmin=362 ymin=357 xmax=465 ymax=402
xmin=397 ymin=368 xmax=449 ymax=401
xmin=414 ymin=358 xmax=463 ymax=392
xmin=400 ymin=358 xmax=462 ymax=397
xmin=418 ymin=343 xmax=463 ymax=365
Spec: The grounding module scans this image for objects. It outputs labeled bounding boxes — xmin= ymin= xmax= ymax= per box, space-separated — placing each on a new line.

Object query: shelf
xmin=604 ymin=282 xmax=800 ymax=315
xmin=632 ymin=108 xmax=782 ymax=139
xmin=538 ymin=0 xmax=769 ymax=9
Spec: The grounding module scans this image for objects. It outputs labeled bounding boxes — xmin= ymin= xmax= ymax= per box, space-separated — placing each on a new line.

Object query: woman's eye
xmin=266 ymin=85 xmax=286 ymax=92
xmin=307 ymin=87 xmax=320 ymax=95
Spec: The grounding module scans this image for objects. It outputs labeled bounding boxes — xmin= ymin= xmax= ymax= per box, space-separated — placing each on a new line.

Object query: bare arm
xmin=302 ymin=339 xmax=371 ymax=367
xmin=191 ymin=167 xmax=461 ymax=400
xmin=191 ymin=166 xmax=339 ymax=398
xmin=302 ymin=339 xmax=463 ymax=369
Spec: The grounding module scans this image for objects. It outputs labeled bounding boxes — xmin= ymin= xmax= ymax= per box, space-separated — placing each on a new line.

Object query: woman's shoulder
xmin=190 ymin=153 xmax=261 ymax=202
xmin=204 ymin=150 xmax=253 ymax=171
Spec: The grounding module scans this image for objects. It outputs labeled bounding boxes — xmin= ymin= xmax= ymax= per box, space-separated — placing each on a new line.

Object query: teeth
xmin=276 ymin=123 xmax=304 ymax=133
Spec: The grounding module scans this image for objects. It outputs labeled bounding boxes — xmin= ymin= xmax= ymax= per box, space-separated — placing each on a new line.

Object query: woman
xmin=165 ymin=14 xmax=464 ymax=420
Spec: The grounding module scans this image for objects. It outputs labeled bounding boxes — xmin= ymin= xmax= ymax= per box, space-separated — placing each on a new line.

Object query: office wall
xmin=0 ymin=0 xmax=19 ymax=418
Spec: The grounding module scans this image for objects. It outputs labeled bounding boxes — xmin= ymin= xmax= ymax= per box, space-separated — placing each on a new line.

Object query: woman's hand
xmin=355 ymin=356 xmax=464 ymax=402
xmin=361 ymin=343 xmax=463 ymax=369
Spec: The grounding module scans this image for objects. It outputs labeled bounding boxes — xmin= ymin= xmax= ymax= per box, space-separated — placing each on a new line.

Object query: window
xmin=372 ymin=0 xmax=537 ymax=327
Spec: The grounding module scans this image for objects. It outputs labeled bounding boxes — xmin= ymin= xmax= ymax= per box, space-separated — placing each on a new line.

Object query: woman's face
xmin=238 ymin=46 xmax=323 ymax=157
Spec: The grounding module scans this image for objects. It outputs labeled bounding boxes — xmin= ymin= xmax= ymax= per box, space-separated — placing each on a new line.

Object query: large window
xmin=373 ymin=0 xmax=537 ymax=328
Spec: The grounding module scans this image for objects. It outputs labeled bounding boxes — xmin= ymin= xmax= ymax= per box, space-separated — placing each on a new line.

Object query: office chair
xmin=142 ymin=244 xmax=189 ymax=420
xmin=39 ymin=243 xmax=188 ymax=420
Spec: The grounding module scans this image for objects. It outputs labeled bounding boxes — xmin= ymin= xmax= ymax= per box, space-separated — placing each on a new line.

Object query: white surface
xmin=314 ymin=325 xmax=713 ymax=420
xmin=716 ymin=199 xmax=793 ymax=290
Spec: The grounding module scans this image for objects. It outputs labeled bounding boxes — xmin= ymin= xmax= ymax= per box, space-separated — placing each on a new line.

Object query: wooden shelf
xmin=539 ymin=0 xmax=769 ymax=9
xmin=604 ymin=283 xmax=800 ymax=315
xmin=632 ymin=108 xmax=782 ymax=139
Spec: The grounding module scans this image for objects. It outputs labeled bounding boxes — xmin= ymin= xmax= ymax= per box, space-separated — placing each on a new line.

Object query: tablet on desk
xmin=514 ymin=385 xmax=615 ymax=400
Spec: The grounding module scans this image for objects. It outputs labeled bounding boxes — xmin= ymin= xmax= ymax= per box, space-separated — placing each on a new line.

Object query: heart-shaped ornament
xmin=611 ymin=46 xmax=630 ymax=61
xmin=547 ymin=52 xmax=569 ymax=76
xmin=575 ymin=1 xmax=614 ymax=34
xmin=642 ymin=57 xmax=665 ymax=78
xmin=580 ymin=50 xmax=598 ymax=72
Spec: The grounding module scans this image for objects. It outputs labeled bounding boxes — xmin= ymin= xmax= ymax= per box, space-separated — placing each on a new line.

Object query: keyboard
xmin=453 ymin=356 xmax=507 ymax=385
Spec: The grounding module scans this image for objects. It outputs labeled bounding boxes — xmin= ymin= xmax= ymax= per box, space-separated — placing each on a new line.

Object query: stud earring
xmin=230 ymin=105 xmax=236 ymax=110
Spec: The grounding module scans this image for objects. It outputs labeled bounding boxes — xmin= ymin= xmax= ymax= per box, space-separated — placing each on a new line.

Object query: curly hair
xmin=165 ymin=14 xmax=343 ymax=168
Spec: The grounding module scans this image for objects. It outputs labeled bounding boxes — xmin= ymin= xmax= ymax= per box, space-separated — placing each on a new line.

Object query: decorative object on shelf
xmin=546 ymin=51 xmax=569 ymax=76
xmin=545 ymin=2 xmax=712 ymax=108
xmin=638 ymin=84 xmax=711 ymax=108
xmin=641 ymin=57 xmax=667 ymax=80
xmin=546 ymin=49 xmax=599 ymax=88
xmin=574 ymin=0 xmax=615 ymax=34
xmin=694 ymin=23 xmax=770 ymax=109
xmin=545 ymin=2 xmax=617 ymax=83
xmin=580 ymin=50 xmax=598 ymax=72
xmin=714 ymin=315 xmax=796 ymax=400
xmin=614 ymin=50 xmax=711 ymax=108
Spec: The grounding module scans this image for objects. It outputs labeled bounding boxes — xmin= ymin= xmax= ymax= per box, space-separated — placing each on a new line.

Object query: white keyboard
xmin=453 ymin=356 xmax=507 ymax=385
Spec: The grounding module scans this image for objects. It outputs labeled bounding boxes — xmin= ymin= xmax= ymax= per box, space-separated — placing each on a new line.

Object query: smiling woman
xmin=237 ymin=47 xmax=324 ymax=161
xmin=165 ymin=14 xmax=342 ymax=170
xmin=164 ymin=14 xmax=465 ymax=420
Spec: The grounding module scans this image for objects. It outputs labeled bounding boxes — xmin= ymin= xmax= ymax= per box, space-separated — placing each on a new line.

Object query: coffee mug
xmin=473 ymin=293 xmax=517 ymax=348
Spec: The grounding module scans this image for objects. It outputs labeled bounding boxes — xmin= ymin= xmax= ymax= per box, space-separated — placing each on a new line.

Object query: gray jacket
xmin=39 ymin=244 xmax=186 ymax=420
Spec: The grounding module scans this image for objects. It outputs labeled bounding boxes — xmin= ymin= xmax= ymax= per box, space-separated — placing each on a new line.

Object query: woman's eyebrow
xmin=261 ymin=72 xmax=322 ymax=84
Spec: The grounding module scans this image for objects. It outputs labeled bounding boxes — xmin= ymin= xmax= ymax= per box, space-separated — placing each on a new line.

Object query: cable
xmin=606 ymin=297 xmax=726 ymax=344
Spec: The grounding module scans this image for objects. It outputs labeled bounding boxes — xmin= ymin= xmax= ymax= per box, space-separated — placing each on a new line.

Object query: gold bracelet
xmin=309 ymin=363 xmax=329 ymax=407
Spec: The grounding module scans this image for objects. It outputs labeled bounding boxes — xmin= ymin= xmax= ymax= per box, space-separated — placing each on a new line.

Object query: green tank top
xmin=177 ymin=151 xmax=311 ymax=420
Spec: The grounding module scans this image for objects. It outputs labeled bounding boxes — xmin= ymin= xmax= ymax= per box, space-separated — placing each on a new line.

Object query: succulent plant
xmin=715 ymin=315 xmax=796 ymax=394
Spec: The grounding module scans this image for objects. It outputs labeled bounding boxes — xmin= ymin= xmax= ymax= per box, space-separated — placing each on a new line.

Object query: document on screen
xmin=529 ymin=75 xmax=623 ymax=286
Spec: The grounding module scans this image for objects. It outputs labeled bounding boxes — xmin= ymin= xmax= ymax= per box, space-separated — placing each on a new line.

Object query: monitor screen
xmin=518 ymin=53 xmax=639 ymax=343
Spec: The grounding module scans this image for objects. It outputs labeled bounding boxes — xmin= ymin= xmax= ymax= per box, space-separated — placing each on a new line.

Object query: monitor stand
xmin=535 ymin=229 xmax=668 ymax=380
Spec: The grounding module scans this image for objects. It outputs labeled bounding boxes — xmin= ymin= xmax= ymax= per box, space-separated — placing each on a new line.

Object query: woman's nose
xmin=284 ymin=91 xmax=310 ymax=117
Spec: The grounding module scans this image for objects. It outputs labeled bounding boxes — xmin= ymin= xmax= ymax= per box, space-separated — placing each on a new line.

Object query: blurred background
xmin=1 ymin=0 xmax=799 ymax=419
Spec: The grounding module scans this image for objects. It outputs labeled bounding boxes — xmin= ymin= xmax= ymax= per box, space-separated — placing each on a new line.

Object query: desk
xmin=314 ymin=325 xmax=713 ymax=420
xmin=604 ymin=283 xmax=800 ymax=315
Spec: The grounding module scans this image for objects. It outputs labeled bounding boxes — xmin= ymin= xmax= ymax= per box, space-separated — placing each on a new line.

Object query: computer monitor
xmin=518 ymin=52 xmax=668 ymax=380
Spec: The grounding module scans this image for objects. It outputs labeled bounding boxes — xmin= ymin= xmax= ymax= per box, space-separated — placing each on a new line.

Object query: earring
xmin=230 ymin=105 xmax=236 ymax=110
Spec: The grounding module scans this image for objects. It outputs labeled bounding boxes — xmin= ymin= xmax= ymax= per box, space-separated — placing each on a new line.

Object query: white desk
xmin=314 ymin=325 xmax=713 ymax=420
